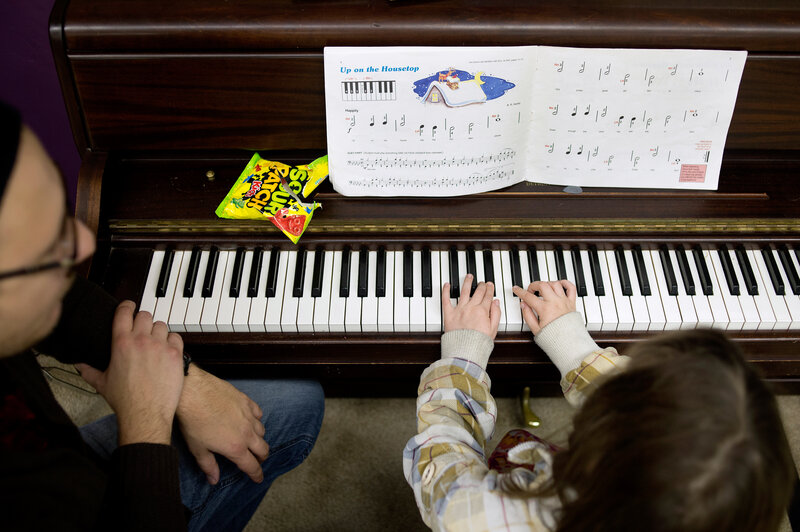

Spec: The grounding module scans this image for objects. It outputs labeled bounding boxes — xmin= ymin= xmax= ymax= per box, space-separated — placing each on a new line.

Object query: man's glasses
xmin=0 ymin=214 xmax=77 ymax=281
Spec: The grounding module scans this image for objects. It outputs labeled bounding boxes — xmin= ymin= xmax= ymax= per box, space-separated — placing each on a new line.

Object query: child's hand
xmin=442 ymin=274 xmax=502 ymax=339
xmin=512 ymin=280 xmax=576 ymax=335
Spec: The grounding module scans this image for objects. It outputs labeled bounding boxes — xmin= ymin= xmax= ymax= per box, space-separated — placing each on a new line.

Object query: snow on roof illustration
xmin=413 ymin=68 xmax=516 ymax=107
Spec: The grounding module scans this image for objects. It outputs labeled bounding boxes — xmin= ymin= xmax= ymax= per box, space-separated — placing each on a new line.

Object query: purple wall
xmin=1 ymin=0 xmax=81 ymax=208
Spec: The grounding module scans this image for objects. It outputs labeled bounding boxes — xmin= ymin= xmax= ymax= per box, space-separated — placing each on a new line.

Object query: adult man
xmin=0 ymin=101 xmax=324 ymax=531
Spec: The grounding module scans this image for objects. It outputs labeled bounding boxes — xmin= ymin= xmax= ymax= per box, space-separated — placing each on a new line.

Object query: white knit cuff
xmin=534 ymin=312 xmax=600 ymax=378
xmin=441 ymin=329 xmax=494 ymax=369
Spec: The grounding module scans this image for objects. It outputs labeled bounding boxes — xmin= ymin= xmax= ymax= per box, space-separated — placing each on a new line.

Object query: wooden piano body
xmin=50 ymin=0 xmax=800 ymax=394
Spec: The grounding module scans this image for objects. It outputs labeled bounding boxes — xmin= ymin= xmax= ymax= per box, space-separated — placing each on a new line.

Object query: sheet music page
xmin=527 ymin=47 xmax=747 ymax=189
xmin=324 ymin=46 xmax=533 ymax=196
xmin=324 ymin=46 xmax=746 ymax=196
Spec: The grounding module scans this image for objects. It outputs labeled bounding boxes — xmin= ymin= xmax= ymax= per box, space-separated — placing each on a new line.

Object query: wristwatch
xmin=183 ymin=352 xmax=192 ymax=376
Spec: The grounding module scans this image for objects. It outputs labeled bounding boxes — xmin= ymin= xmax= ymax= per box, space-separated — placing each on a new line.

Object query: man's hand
xmin=512 ymin=280 xmax=577 ymax=335
xmin=176 ymin=367 xmax=269 ymax=485
xmin=76 ymin=301 xmax=184 ymax=445
xmin=443 ymin=274 xmax=501 ymax=339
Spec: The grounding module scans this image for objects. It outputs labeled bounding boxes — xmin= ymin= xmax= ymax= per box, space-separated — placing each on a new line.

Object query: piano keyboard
xmin=341 ymin=80 xmax=396 ymax=101
xmin=138 ymin=243 xmax=800 ymax=334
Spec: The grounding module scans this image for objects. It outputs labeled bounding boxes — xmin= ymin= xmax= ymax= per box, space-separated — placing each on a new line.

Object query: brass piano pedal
xmin=521 ymin=386 xmax=541 ymax=428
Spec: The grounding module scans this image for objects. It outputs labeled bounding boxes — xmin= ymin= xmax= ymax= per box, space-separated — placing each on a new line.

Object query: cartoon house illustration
xmin=421 ymin=69 xmax=489 ymax=107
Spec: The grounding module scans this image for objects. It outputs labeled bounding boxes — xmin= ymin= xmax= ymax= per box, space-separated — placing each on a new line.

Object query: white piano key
xmin=540 ymin=249 xmax=555 ymax=281
xmin=649 ymin=249 xmax=682 ymax=331
xmin=749 ymin=246 xmax=792 ymax=331
xmin=279 ymin=250 xmax=299 ymax=333
xmin=425 ymin=250 xmax=442 ymax=333
xmin=297 ymin=250 xmax=317 ymax=332
xmin=753 ymin=249 xmax=800 ymax=330
xmin=153 ymin=251 xmax=183 ymax=326
xmin=139 ymin=250 xmax=164 ymax=315
xmin=361 ymin=250 xmax=379 ymax=332
xmin=668 ymin=249 xmax=698 ymax=330
xmin=681 ymin=248 xmax=714 ymax=328
xmin=500 ymin=250 xmax=523 ymax=332
xmin=345 ymin=249 xmax=362 ymax=332
xmin=184 ymin=250 xmax=210 ymax=333
xmin=708 ymin=249 xmax=745 ymax=331
xmin=492 ymin=250 xmax=508 ymax=332
xmin=594 ymin=249 xmax=619 ymax=332
xmin=724 ymin=247 xmax=762 ymax=330
xmin=378 ymin=251 xmax=394 ymax=332
xmin=603 ymin=250 xmax=634 ymax=332
xmin=622 ymin=249 xmax=649 ymax=332
xmin=410 ymin=250 xmax=426 ymax=332
xmin=458 ymin=250 xmax=468 ymax=297
xmin=562 ymin=249 xmax=587 ymax=327
xmin=232 ymin=250 xmax=254 ymax=332
xmin=167 ymin=251 xmax=191 ymax=333
xmin=578 ymin=249 xmax=603 ymax=332
xmin=313 ymin=251 xmax=335 ymax=332
xmin=519 ymin=249 xmax=532 ymax=332
xmin=639 ymin=250 xmax=666 ymax=332
xmin=200 ymin=251 xmax=230 ymax=332
xmin=394 ymin=251 xmax=410 ymax=332
xmin=440 ymin=249 xmax=452 ymax=331
xmin=699 ymin=247 xmax=730 ymax=329
xmin=742 ymin=248 xmax=776 ymax=330
xmin=248 ymin=248 xmax=271 ymax=333
xmin=768 ymin=247 xmax=800 ymax=329
xmin=329 ymin=251 xmax=346 ymax=333
xmin=266 ymin=250 xmax=289 ymax=332
xmin=215 ymin=251 xmax=237 ymax=332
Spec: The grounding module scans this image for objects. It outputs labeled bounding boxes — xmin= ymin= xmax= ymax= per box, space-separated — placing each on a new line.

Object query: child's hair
xmin=545 ymin=329 xmax=795 ymax=532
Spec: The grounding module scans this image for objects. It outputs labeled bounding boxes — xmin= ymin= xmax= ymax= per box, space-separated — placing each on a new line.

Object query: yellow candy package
xmin=215 ymin=154 xmax=328 ymax=243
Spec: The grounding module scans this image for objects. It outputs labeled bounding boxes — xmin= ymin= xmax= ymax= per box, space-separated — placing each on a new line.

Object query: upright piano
xmin=50 ymin=0 xmax=800 ymax=394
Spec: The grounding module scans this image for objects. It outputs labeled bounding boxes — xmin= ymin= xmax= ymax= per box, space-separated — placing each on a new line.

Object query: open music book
xmin=324 ymin=46 xmax=747 ymax=196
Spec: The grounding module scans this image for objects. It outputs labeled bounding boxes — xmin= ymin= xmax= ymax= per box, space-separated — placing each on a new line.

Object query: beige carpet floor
xmin=41 ymin=355 xmax=796 ymax=532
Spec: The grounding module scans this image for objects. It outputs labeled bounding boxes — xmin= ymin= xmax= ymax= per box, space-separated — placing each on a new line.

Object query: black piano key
xmin=527 ymin=246 xmax=540 ymax=282
xmin=228 ymin=247 xmax=246 ymax=298
xmin=422 ymin=247 xmax=433 ymax=297
xmin=761 ymin=246 xmax=785 ymax=295
xmin=570 ymin=246 xmax=587 ymax=297
xmin=692 ymin=245 xmax=713 ymax=296
xmin=201 ymin=246 xmax=220 ymax=298
xmin=403 ymin=247 xmax=413 ymax=297
xmin=339 ymin=245 xmax=351 ymax=298
xmin=265 ymin=246 xmax=281 ymax=298
xmin=717 ymin=244 xmax=740 ymax=296
xmin=631 ymin=245 xmax=651 ymax=296
xmin=778 ymin=244 xmax=800 ymax=295
xmin=357 ymin=246 xmax=369 ymax=297
xmin=311 ymin=248 xmax=326 ymax=297
xmin=183 ymin=246 xmax=201 ymax=298
xmin=449 ymin=247 xmax=460 ymax=298
xmin=155 ymin=247 xmax=175 ymax=298
xmin=734 ymin=245 xmax=758 ymax=296
xmin=509 ymin=246 xmax=523 ymax=294
xmin=247 ymin=247 xmax=264 ymax=297
xmin=376 ymin=246 xmax=387 ymax=298
xmin=554 ymin=245 xmax=568 ymax=280
xmin=674 ymin=245 xmax=695 ymax=296
xmin=466 ymin=246 xmax=478 ymax=295
xmin=588 ymin=245 xmax=604 ymax=296
xmin=292 ymin=246 xmax=308 ymax=298
xmin=614 ymin=246 xmax=633 ymax=297
xmin=483 ymin=249 xmax=495 ymax=295
xmin=657 ymin=245 xmax=678 ymax=296
xmin=378 ymin=81 xmax=382 ymax=93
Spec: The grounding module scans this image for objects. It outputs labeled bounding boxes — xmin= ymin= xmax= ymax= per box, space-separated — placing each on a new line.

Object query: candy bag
xmin=215 ymin=154 xmax=328 ymax=243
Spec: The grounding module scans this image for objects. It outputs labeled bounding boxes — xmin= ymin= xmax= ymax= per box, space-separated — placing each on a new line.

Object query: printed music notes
xmin=324 ymin=46 xmax=746 ymax=196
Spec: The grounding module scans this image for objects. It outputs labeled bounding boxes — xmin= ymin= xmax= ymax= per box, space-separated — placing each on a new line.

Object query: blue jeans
xmin=80 ymin=379 xmax=324 ymax=532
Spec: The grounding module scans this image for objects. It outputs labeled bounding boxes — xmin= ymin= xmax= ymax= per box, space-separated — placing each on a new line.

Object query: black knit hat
xmin=0 ymin=101 xmax=22 ymax=203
